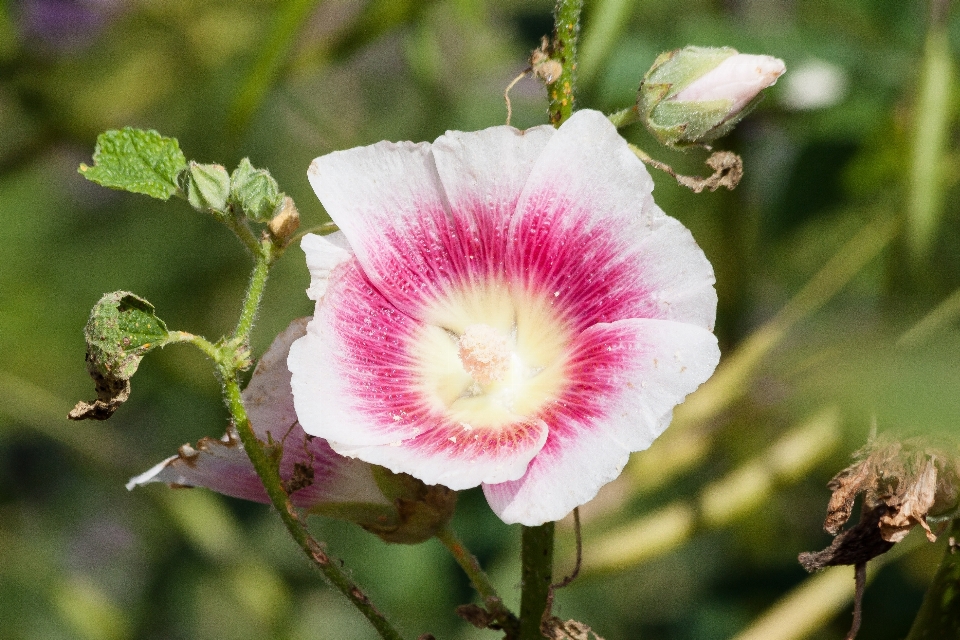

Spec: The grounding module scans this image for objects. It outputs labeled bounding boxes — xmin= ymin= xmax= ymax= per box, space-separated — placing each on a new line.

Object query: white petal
xmin=302 ymin=232 xmax=352 ymax=301
xmin=507 ymin=109 xmax=716 ymax=331
xmin=307 ymin=140 xmax=453 ymax=316
xmin=483 ymin=318 xmax=720 ymax=525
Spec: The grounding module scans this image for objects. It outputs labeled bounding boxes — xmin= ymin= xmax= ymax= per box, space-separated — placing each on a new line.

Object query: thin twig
xmin=436 ymin=525 xmax=519 ymax=635
xmin=845 ymin=563 xmax=867 ymax=640
xmin=541 ymin=508 xmax=583 ymax=632
xmin=504 ymin=69 xmax=530 ymax=126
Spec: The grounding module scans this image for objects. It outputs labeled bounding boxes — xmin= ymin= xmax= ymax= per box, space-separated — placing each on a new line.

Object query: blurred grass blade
xmin=577 ymin=0 xmax=633 ymax=88
xmin=583 ymin=409 xmax=840 ymax=573
xmin=613 ymin=214 xmax=896 ymax=509
xmin=906 ymin=14 xmax=953 ymax=262
xmin=905 ymin=519 xmax=960 ymax=639
xmin=897 ymin=286 xmax=960 ymax=347
xmin=732 ymin=536 xmax=922 ymax=640
xmin=228 ymin=0 xmax=322 ymax=133
xmin=0 ymin=370 xmax=135 ymax=472
xmin=53 ymin=576 xmax=131 ymax=640
xmin=672 ymin=213 xmax=896 ymax=432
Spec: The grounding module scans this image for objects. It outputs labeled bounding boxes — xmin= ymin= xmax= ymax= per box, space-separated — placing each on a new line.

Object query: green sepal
xmin=78 ymin=128 xmax=187 ymax=200
xmin=641 ymin=47 xmax=737 ymax=102
xmin=69 ymin=292 xmax=170 ymax=421
xmin=365 ymin=466 xmax=458 ymax=544
xmin=638 ymin=46 xmax=742 ymax=148
xmin=229 ymin=158 xmax=284 ymax=222
xmin=184 ymin=162 xmax=231 ymax=213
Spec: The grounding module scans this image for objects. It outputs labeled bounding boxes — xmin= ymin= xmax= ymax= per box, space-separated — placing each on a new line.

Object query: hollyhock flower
xmin=127 ymin=317 xmax=456 ymax=544
xmin=639 ymin=46 xmax=786 ymax=147
xmin=288 ymin=109 xmax=720 ymax=526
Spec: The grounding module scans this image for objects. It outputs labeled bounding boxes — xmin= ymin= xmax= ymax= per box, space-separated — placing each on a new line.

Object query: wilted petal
xmin=128 ymin=318 xmax=391 ymax=511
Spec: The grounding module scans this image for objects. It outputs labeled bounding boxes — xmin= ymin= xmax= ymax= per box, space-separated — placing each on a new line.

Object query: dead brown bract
xmin=799 ymin=434 xmax=960 ymax=640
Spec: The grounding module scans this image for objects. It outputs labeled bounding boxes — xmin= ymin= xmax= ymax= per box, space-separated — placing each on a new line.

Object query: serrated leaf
xmin=70 ymin=292 xmax=170 ymax=421
xmin=79 ymin=128 xmax=187 ymax=200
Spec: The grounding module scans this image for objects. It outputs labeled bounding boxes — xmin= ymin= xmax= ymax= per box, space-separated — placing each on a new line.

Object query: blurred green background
xmin=3 ymin=0 xmax=960 ymax=638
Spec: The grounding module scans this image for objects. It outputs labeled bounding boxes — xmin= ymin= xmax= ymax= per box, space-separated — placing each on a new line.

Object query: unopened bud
xmin=230 ymin=158 xmax=284 ymax=222
xmin=267 ymin=196 xmax=300 ymax=246
xmin=638 ymin=46 xmax=785 ymax=147
xmin=184 ymin=162 xmax=230 ymax=213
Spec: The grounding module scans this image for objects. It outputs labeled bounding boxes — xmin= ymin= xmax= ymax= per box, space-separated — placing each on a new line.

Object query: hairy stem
xmin=547 ymin=0 xmax=583 ymax=126
xmin=211 ymin=231 xmax=406 ymax=639
xmin=517 ymin=1 xmax=582 ymax=635
xmin=436 ymin=525 xmax=519 ymax=635
xmin=164 ymin=331 xmax=222 ymax=362
xmin=234 ymin=246 xmax=272 ymax=344
xmin=222 ymin=374 xmax=406 ymax=640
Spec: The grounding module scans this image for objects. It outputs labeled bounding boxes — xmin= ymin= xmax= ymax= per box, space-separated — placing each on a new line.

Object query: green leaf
xmin=79 ymin=128 xmax=187 ymax=200
xmin=69 ymin=292 xmax=170 ymax=421
xmin=230 ymin=158 xmax=284 ymax=221
xmin=85 ymin=291 xmax=169 ymax=379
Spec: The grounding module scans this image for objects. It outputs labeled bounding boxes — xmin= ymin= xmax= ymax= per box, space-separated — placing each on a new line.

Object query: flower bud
xmin=638 ymin=46 xmax=785 ymax=147
xmin=230 ymin=158 xmax=284 ymax=222
xmin=184 ymin=162 xmax=230 ymax=212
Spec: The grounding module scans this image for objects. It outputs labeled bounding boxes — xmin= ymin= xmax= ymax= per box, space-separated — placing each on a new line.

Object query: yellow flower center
xmin=414 ymin=283 xmax=572 ymax=429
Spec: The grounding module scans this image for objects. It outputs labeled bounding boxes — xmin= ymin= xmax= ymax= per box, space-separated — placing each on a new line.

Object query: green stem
xmin=519 ymin=522 xmax=555 ymax=640
xmin=224 ymin=209 xmax=264 ymax=256
xmin=222 ymin=374 xmax=406 ymax=640
xmin=436 ymin=525 xmax=519 ymax=635
xmin=164 ymin=331 xmax=222 ymax=363
xmin=234 ymin=246 xmax=272 ymax=344
xmin=547 ymin=0 xmax=583 ymax=127
xmin=608 ymin=105 xmax=641 ymax=129
xmin=208 ymin=234 xmax=404 ymax=639
xmin=905 ymin=519 xmax=960 ymax=640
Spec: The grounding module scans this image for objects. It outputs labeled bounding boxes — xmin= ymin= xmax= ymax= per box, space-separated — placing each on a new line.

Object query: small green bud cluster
xmin=79 ymin=128 xmax=300 ymax=250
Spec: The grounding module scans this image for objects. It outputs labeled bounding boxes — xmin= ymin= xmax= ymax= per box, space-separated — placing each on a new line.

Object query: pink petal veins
xmin=291 ymin=109 xmax=721 ymax=524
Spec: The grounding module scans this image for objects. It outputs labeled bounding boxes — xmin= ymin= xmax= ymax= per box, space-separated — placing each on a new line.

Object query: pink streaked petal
xmin=507 ymin=109 xmax=716 ymax=332
xmin=430 ymin=124 xmax=555 ymax=284
xmin=290 ymin=258 xmax=432 ymax=447
xmin=483 ymin=317 xmax=720 ymax=525
xmin=302 ymin=232 xmax=353 ymax=302
xmin=308 ymin=140 xmax=457 ymax=317
xmin=290 ymin=259 xmax=551 ymax=488
xmin=128 ymin=318 xmax=390 ymax=510
xmin=330 ymin=415 xmax=548 ymax=490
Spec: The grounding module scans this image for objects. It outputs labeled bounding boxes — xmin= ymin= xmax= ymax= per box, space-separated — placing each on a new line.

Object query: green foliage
xmin=78 ymin=128 xmax=187 ymax=200
xmin=83 ymin=291 xmax=169 ymax=381
xmin=229 ymin=158 xmax=284 ymax=222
